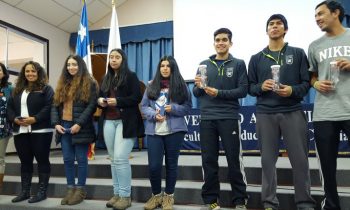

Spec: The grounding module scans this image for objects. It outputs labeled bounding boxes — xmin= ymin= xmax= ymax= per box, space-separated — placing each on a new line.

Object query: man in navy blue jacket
xmin=248 ymin=14 xmax=315 ymax=210
xmin=193 ymin=28 xmax=248 ymax=210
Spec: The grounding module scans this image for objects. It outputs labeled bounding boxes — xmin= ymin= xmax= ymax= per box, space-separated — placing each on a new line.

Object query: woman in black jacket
xmin=7 ymin=61 xmax=54 ymax=203
xmin=98 ymin=48 xmax=144 ymax=210
xmin=51 ymin=55 xmax=97 ymax=205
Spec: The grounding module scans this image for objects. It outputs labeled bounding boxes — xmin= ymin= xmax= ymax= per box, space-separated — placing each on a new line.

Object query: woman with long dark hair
xmin=7 ymin=61 xmax=54 ymax=203
xmin=0 ymin=63 xmax=12 ymax=191
xmin=98 ymin=48 xmax=144 ymax=210
xmin=51 ymin=55 xmax=98 ymax=205
xmin=141 ymin=56 xmax=191 ymax=210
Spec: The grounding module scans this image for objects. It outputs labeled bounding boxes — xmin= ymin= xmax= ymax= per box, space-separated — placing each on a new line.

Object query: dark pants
xmin=257 ymin=111 xmax=315 ymax=209
xmin=147 ymin=132 xmax=184 ymax=194
xmin=314 ymin=120 xmax=350 ymax=210
xmin=14 ymin=132 xmax=53 ymax=174
xmin=200 ymin=119 xmax=248 ymax=206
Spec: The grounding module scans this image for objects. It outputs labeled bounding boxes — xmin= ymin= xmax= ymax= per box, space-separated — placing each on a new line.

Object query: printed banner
xmin=181 ymin=104 xmax=350 ymax=155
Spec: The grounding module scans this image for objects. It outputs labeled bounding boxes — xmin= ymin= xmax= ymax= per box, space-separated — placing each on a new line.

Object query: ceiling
xmin=0 ymin=0 xmax=127 ymax=33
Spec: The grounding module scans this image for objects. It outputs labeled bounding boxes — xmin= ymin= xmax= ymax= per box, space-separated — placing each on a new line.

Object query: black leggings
xmin=314 ymin=120 xmax=350 ymax=210
xmin=14 ymin=132 xmax=53 ymax=174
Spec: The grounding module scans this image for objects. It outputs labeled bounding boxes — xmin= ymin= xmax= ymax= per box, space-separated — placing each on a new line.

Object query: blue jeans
xmin=61 ymin=121 xmax=89 ymax=187
xmin=147 ymin=132 xmax=184 ymax=194
xmin=103 ymin=120 xmax=135 ymax=197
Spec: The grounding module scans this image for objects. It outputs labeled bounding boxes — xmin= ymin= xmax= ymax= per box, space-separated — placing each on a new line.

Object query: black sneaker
xmin=204 ymin=202 xmax=220 ymax=210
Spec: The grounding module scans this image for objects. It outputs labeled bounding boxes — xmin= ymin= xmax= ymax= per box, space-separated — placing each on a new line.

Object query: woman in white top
xmin=7 ymin=61 xmax=54 ymax=203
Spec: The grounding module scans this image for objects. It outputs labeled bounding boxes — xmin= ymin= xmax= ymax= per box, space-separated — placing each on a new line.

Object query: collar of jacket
xmin=208 ymin=54 xmax=234 ymax=76
xmin=261 ymin=42 xmax=289 ymax=65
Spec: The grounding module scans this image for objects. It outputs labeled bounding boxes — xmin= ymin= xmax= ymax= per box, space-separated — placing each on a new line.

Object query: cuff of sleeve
xmin=289 ymin=86 xmax=293 ymax=96
xmin=258 ymin=84 xmax=264 ymax=95
xmin=313 ymin=81 xmax=320 ymax=90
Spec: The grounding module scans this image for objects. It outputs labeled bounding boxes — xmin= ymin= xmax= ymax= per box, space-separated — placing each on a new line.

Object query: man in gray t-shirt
xmin=308 ymin=1 xmax=350 ymax=209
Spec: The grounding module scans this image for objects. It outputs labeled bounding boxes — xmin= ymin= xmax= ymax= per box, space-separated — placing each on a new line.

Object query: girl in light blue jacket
xmin=141 ymin=56 xmax=191 ymax=210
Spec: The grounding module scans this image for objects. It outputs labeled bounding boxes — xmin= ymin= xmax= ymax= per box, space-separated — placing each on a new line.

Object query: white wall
xmin=91 ymin=0 xmax=173 ymax=29
xmin=174 ymin=0 xmax=324 ymax=80
xmin=0 ymin=1 xmax=71 ymax=152
xmin=0 ymin=1 xmax=71 ymax=87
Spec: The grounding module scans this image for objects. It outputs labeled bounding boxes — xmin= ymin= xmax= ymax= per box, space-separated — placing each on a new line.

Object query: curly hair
xmin=53 ymin=55 xmax=97 ymax=106
xmin=0 ymin=62 xmax=10 ymax=88
xmin=147 ymin=56 xmax=189 ymax=104
xmin=13 ymin=61 xmax=48 ymax=95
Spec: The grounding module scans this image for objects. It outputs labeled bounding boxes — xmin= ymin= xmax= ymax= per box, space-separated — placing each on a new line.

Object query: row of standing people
xmin=0 ymin=49 xmax=145 ymax=210
xmin=0 ymin=48 xmax=185 ymax=210
xmin=192 ymin=1 xmax=350 ymax=210
xmin=95 ymin=50 xmax=191 ymax=210
xmin=0 ymin=49 xmax=181 ymax=210
xmin=0 ymin=1 xmax=348 ymax=210
xmin=0 ymin=57 xmax=96 ymax=205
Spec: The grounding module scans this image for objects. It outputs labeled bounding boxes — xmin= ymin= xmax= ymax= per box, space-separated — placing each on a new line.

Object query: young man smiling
xmin=248 ymin=14 xmax=315 ymax=210
xmin=308 ymin=1 xmax=350 ymax=209
xmin=193 ymin=28 xmax=248 ymax=210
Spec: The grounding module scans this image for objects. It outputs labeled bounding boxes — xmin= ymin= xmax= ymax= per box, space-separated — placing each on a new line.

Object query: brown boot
xmin=162 ymin=193 xmax=174 ymax=210
xmin=61 ymin=187 xmax=75 ymax=205
xmin=67 ymin=188 xmax=86 ymax=205
xmin=106 ymin=195 xmax=119 ymax=208
xmin=144 ymin=193 xmax=163 ymax=210
xmin=0 ymin=174 xmax=4 ymax=191
xmin=113 ymin=197 xmax=131 ymax=209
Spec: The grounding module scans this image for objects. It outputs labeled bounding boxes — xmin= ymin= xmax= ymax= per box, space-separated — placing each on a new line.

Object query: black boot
xmin=28 ymin=173 xmax=49 ymax=203
xmin=12 ymin=173 xmax=32 ymax=203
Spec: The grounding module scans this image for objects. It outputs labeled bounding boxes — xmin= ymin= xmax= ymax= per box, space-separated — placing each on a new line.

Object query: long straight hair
xmin=100 ymin=48 xmax=129 ymax=94
xmin=147 ymin=56 xmax=189 ymax=104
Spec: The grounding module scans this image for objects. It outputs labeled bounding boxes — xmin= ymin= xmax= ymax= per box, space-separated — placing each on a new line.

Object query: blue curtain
xmin=186 ymin=82 xmax=199 ymax=108
xmin=93 ymin=45 xmax=107 ymax=53
xmin=70 ymin=22 xmax=174 ymax=83
xmin=339 ymin=0 xmax=350 ymax=27
xmin=91 ymin=38 xmax=173 ymax=83
xmin=123 ymin=38 xmax=173 ymax=83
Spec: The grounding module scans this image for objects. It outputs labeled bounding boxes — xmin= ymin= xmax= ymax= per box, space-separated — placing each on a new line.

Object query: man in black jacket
xmin=248 ymin=14 xmax=315 ymax=210
xmin=193 ymin=28 xmax=248 ymax=210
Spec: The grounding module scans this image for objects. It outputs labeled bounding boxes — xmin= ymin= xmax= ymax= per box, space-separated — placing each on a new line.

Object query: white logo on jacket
xmin=226 ymin=67 xmax=234 ymax=77
xmin=286 ymin=55 xmax=293 ymax=64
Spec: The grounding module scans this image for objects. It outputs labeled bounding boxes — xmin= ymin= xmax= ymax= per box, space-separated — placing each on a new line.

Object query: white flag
xmin=106 ymin=3 xmax=121 ymax=73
